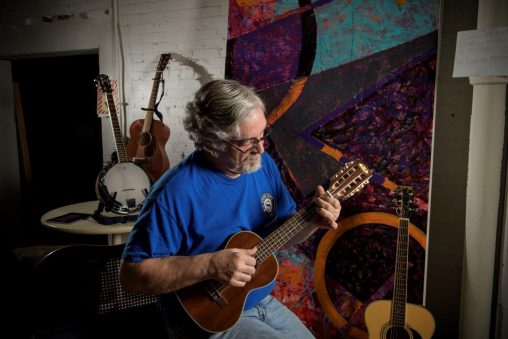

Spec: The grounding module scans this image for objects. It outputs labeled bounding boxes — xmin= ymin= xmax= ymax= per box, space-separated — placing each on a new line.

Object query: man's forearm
xmin=119 ymin=253 xmax=213 ymax=294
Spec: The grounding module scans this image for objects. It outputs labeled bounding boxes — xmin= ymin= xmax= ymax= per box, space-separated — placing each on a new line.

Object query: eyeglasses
xmin=222 ymin=125 xmax=272 ymax=153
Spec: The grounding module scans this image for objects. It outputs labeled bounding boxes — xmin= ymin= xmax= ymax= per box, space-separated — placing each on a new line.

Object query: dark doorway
xmin=12 ymin=53 xmax=104 ymax=245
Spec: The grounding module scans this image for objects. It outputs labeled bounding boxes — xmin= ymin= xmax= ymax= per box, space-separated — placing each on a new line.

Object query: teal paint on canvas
xmin=312 ymin=0 xmax=439 ymax=74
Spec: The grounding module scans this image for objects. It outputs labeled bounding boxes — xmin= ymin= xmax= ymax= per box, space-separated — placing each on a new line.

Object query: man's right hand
xmin=209 ymin=247 xmax=257 ymax=287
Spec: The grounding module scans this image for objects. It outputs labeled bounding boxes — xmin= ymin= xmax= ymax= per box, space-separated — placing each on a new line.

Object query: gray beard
xmin=235 ymin=153 xmax=262 ymax=174
xmin=238 ymin=161 xmax=261 ymax=174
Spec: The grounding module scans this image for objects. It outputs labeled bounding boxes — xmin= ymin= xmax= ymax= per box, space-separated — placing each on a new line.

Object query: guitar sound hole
xmin=385 ymin=325 xmax=422 ymax=339
xmin=204 ymin=281 xmax=228 ymax=307
xmin=139 ymin=132 xmax=152 ymax=146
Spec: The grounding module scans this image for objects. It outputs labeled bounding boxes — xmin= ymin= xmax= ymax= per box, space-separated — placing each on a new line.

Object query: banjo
xmin=95 ymin=74 xmax=152 ymax=214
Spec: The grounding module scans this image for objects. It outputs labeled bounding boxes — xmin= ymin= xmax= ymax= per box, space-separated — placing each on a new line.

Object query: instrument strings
xmin=256 ymin=167 xmax=365 ymax=262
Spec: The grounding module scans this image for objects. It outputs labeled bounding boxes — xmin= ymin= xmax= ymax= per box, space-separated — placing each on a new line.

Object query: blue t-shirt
xmin=122 ymin=150 xmax=296 ymax=310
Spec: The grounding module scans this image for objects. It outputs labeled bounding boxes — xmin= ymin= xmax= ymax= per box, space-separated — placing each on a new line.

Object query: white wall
xmin=0 ymin=0 xmax=228 ymax=166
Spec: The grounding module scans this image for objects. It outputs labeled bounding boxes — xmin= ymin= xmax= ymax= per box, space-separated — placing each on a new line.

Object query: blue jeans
xmin=210 ymin=295 xmax=315 ymax=339
xmin=163 ymin=295 xmax=315 ymax=339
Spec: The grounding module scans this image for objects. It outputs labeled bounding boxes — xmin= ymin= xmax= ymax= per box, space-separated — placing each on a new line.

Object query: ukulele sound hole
xmin=204 ymin=281 xmax=228 ymax=307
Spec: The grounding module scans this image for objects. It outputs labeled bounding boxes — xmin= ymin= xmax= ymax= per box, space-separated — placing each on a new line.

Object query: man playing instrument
xmin=120 ymin=79 xmax=341 ymax=338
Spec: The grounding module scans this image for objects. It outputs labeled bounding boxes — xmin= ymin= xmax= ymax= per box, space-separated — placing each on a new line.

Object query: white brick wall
xmin=118 ymin=0 xmax=228 ymax=166
xmin=0 ymin=0 xmax=229 ymax=167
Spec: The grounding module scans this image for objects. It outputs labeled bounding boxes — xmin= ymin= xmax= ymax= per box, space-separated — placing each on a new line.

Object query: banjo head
xmin=96 ymin=162 xmax=152 ymax=214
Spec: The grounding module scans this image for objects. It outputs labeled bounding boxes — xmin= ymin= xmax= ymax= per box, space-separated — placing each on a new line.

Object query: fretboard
xmin=141 ymin=70 xmax=164 ymax=134
xmin=391 ymin=217 xmax=409 ymax=327
xmin=255 ymin=202 xmax=318 ymax=262
xmin=105 ymin=92 xmax=128 ymax=163
xmin=254 ymin=160 xmax=371 ymax=263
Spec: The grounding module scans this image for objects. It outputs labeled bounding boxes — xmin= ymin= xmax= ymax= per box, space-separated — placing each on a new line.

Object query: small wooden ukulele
xmin=176 ymin=160 xmax=372 ymax=333
xmin=365 ymin=186 xmax=435 ymax=339
xmin=126 ymin=53 xmax=171 ymax=181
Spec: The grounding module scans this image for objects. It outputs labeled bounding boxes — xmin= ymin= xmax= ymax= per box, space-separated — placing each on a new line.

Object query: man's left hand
xmin=313 ymin=185 xmax=341 ymax=229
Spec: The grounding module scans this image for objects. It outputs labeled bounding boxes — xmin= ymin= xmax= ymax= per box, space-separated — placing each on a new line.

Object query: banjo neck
xmin=103 ymin=86 xmax=128 ymax=163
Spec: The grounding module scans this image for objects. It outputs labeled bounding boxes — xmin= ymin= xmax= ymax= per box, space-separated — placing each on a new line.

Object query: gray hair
xmin=183 ymin=79 xmax=265 ymax=154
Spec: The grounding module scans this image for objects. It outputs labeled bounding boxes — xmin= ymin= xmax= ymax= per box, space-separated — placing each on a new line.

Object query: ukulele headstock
xmin=395 ymin=185 xmax=416 ymax=219
xmin=328 ymin=160 xmax=372 ymax=200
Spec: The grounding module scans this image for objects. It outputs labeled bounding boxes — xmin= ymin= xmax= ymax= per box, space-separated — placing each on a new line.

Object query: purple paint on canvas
xmin=228 ymin=14 xmax=302 ymax=89
xmin=300 ymin=48 xmax=436 ymax=137
xmin=301 ymin=52 xmax=436 ymax=201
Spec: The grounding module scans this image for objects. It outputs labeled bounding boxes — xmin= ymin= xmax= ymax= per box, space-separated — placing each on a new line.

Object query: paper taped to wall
xmin=453 ymin=26 xmax=508 ymax=78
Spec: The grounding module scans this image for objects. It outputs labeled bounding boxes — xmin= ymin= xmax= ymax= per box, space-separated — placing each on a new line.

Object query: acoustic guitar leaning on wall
xmin=364 ymin=186 xmax=435 ymax=339
xmin=126 ymin=53 xmax=172 ymax=182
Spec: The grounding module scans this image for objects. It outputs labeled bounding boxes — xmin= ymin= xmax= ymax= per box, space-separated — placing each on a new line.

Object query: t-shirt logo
xmin=261 ymin=193 xmax=275 ymax=218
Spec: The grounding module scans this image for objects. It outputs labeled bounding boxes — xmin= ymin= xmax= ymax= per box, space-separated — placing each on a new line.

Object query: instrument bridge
xmin=205 ymin=282 xmax=228 ymax=307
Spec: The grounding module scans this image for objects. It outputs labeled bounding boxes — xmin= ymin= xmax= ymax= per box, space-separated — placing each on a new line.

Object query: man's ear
xmin=201 ymin=141 xmax=219 ymax=159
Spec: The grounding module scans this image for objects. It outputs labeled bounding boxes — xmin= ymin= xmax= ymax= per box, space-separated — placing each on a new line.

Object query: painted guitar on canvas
xmin=126 ymin=53 xmax=171 ymax=181
xmin=176 ymin=160 xmax=372 ymax=333
xmin=365 ymin=186 xmax=435 ymax=339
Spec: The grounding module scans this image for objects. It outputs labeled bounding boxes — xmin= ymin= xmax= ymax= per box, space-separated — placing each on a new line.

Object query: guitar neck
xmin=391 ymin=185 xmax=414 ymax=327
xmin=141 ymin=54 xmax=171 ymax=134
xmin=105 ymin=92 xmax=128 ymax=163
xmin=256 ymin=202 xmax=318 ymax=262
xmin=256 ymin=162 xmax=371 ymax=262
xmin=392 ymin=217 xmax=409 ymax=326
xmin=141 ymin=71 xmax=164 ymax=134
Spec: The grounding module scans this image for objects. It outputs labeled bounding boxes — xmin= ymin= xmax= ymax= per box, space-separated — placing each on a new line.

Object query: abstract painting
xmin=227 ymin=1 xmax=439 ymax=337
